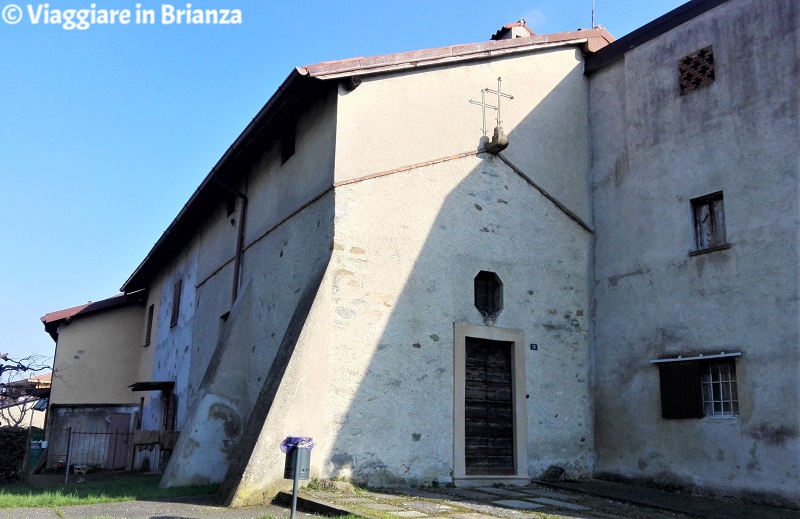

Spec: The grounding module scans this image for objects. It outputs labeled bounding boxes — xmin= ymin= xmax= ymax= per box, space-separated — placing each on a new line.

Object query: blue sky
xmin=0 ymin=0 xmax=685 ymax=364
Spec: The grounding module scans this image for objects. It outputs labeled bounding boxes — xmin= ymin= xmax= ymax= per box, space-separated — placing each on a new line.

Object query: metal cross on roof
xmin=469 ymin=77 xmax=514 ymax=136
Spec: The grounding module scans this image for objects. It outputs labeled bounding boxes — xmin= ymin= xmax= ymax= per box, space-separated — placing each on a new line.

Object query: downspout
xmin=213 ymin=175 xmax=248 ymax=306
xmin=120 ymin=68 xmax=306 ymax=294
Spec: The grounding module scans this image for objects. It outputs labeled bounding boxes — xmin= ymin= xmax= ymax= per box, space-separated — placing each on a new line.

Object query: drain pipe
xmin=213 ymin=174 xmax=248 ymax=306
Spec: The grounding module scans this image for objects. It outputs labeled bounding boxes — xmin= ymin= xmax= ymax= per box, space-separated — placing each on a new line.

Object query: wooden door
xmin=106 ymin=413 xmax=130 ymax=470
xmin=464 ymin=338 xmax=514 ymax=475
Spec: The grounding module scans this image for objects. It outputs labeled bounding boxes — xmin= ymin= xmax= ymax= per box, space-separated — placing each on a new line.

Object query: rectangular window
xmin=226 ymin=193 xmax=237 ymax=217
xmin=162 ymin=391 xmax=177 ymax=431
xmin=170 ymin=279 xmax=182 ymax=327
xmin=281 ymin=120 xmax=296 ymax=164
xmin=654 ymin=354 xmax=740 ymax=419
xmin=691 ymin=191 xmax=726 ymax=252
xmin=144 ymin=304 xmax=154 ymax=346
xmin=701 ymin=362 xmax=739 ymax=417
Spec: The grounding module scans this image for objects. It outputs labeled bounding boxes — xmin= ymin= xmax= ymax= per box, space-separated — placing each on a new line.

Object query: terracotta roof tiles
xmin=300 ymin=27 xmax=614 ymax=79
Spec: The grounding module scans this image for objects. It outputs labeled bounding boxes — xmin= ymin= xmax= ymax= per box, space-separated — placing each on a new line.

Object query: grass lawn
xmin=0 ymin=474 xmax=218 ymax=508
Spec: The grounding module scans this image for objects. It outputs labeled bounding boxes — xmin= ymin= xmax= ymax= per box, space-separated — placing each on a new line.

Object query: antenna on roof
xmin=592 ymin=0 xmax=595 ymax=28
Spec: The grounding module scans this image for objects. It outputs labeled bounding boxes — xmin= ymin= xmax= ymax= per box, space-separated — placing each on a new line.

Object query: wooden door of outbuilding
xmin=105 ymin=413 xmax=131 ymax=470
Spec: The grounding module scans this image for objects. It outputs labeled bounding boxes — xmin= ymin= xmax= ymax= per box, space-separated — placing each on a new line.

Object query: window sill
xmin=688 ymin=243 xmax=731 ymax=257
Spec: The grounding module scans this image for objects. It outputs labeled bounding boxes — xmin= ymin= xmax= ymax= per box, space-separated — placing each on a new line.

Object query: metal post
xmin=112 ymin=430 xmax=118 ymax=469
xmin=469 ymin=92 xmax=497 ymax=138
xmin=290 ymin=447 xmax=300 ymax=519
xmin=64 ymin=428 xmax=73 ymax=485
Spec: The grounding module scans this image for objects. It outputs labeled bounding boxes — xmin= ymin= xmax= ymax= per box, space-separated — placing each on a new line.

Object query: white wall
xmin=159 ymin=86 xmax=338 ymax=488
xmin=335 ymin=47 xmax=592 ymax=225
xmin=219 ymin=45 xmax=597 ymax=501
xmin=324 ymin=152 xmax=593 ymax=485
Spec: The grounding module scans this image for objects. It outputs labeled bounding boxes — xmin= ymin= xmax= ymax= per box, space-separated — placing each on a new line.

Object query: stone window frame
xmin=453 ymin=322 xmax=528 ymax=486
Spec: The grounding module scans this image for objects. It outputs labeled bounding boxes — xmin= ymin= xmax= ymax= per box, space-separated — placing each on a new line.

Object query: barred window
xmin=702 ymin=361 xmax=739 ymax=417
xmin=474 ymin=271 xmax=503 ymax=318
xmin=653 ymin=354 xmax=740 ymax=419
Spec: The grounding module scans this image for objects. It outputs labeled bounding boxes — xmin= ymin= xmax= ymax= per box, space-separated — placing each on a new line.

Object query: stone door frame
xmin=453 ymin=322 xmax=529 ymax=486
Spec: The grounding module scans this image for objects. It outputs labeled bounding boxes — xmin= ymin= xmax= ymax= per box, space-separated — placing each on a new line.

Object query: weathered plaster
xmin=142 ymin=243 xmax=199 ymax=432
xmin=590 ymin=0 xmax=799 ymax=506
xmin=158 ymin=89 xmax=338 ymax=488
xmin=47 ymin=405 xmax=138 ymax=467
xmin=335 ymin=47 xmax=592 ymax=225
xmin=213 ymin=45 xmax=597 ymax=498
xmin=222 ymin=263 xmax=331 ymax=506
xmin=325 ymin=152 xmax=593 ymax=486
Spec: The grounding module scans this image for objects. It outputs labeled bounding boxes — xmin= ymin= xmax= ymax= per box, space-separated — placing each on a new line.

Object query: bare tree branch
xmin=0 ymin=354 xmax=51 ymax=427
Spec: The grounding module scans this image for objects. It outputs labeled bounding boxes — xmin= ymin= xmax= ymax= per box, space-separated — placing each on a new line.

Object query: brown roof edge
xmin=300 ymin=27 xmax=615 ymax=80
xmin=40 ymin=303 xmax=90 ymax=326
xmin=41 ymin=290 xmax=147 ymax=340
xmin=120 ymin=27 xmax=616 ymax=295
xmin=585 ymin=0 xmax=730 ymax=75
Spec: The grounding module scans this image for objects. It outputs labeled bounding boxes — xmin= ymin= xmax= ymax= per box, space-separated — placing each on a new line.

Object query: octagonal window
xmin=474 ymin=271 xmax=503 ymax=318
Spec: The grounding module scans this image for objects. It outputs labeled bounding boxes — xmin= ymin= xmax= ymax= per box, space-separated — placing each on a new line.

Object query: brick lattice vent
xmin=679 ymin=46 xmax=715 ymax=95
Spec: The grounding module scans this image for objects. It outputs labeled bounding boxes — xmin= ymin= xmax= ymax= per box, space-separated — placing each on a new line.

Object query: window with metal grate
xmin=654 ymin=355 xmax=740 ymax=419
xmin=474 ymin=271 xmax=503 ymax=318
xmin=701 ymin=361 xmax=739 ymax=417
